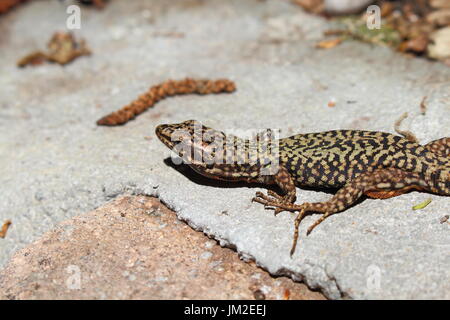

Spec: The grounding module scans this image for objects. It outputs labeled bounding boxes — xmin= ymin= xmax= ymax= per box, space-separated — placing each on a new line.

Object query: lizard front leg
xmin=256 ymin=168 xmax=429 ymax=256
xmin=253 ymin=166 xmax=297 ymax=215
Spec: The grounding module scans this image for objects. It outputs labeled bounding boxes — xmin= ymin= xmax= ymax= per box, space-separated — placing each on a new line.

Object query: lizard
xmin=155 ymin=119 xmax=450 ymax=256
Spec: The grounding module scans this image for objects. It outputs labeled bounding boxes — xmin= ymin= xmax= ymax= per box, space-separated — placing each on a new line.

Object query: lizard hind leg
xmin=255 ymin=168 xmax=429 ymax=256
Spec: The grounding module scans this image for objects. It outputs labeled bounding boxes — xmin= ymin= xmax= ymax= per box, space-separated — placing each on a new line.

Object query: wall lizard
xmin=156 ymin=120 xmax=450 ymax=256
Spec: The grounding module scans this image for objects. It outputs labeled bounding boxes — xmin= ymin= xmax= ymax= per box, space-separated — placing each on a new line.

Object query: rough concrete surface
xmin=0 ymin=0 xmax=449 ymax=299
xmin=0 ymin=195 xmax=324 ymax=299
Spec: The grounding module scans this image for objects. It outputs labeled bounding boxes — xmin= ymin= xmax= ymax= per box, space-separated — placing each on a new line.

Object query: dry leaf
xmin=18 ymin=32 xmax=91 ymax=67
xmin=426 ymin=9 xmax=450 ymax=27
xmin=292 ymin=0 xmax=324 ymax=14
xmin=403 ymin=35 xmax=429 ymax=53
xmin=315 ymin=37 xmax=343 ymax=49
xmin=430 ymin=0 xmax=450 ymax=9
xmin=0 ymin=220 xmax=12 ymax=239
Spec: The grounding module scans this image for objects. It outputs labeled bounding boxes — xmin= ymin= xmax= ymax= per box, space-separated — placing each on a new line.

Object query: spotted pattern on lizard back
xmin=279 ymin=130 xmax=448 ymax=193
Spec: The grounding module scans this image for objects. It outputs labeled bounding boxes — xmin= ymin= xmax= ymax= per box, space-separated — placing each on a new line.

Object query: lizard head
xmin=156 ymin=120 xmax=281 ymax=182
xmin=155 ymin=120 xmax=227 ymax=166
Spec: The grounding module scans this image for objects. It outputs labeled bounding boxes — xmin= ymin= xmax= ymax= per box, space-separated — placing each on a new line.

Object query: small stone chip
xmin=439 ymin=215 xmax=449 ymax=224
xmin=253 ymin=289 xmax=266 ymax=300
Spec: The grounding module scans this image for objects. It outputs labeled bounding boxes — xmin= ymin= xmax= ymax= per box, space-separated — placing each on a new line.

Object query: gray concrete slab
xmin=0 ymin=0 xmax=449 ymax=299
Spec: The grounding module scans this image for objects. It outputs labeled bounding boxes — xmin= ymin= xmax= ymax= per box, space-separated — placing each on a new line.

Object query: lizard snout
xmin=155 ymin=123 xmax=167 ymax=137
xmin=155 ymin=123 xmax=174 ymax=148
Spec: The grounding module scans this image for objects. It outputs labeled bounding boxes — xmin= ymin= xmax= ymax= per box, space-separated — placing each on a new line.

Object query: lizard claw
xmin=274 ymin=207 xmax=284 ymax=216
xmin=252 ymin=190 xmax=296 ymax=216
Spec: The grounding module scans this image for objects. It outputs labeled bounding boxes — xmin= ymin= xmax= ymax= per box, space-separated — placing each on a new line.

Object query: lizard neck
xmin=189 ymin=135 xmax=281 ymax=183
